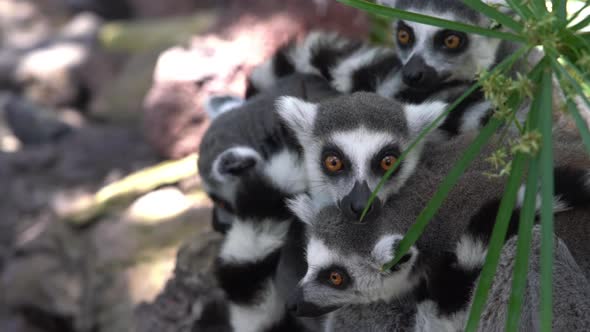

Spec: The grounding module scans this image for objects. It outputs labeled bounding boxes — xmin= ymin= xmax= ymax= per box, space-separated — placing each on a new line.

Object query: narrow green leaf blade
xmin=505 ymin=84 xmax=543 ymax=330
xmin=465 ymin=152 xmax=528 ymax=332
xmin=531 ymin=0 xmax=549 ymax=16
xmin=462 ymin=0 xmax=524 ymax=32
xmin=505 ymin=0 xmax=535 ymax=20
xmin=538 ymin=66 xmax=555 ymax=332
xmin=566 ymin=100 xmax=590 ymax=155
xmin=505 ymin=161 xmax=539 ymax=331
xmin=553 ymin=0 xmax=567 ymax=20
xmin=362 ymin=46 xmax=529 ymax=221
xmin=337 ymin=0 xmax=526 ymax=42
xmin=382 ymin=116 xmax=502 ymax=270
xmin=360 ymin=82 xmax=480 ymax=221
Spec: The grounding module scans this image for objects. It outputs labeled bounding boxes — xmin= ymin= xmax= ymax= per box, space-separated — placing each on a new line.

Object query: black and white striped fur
xmin=198 ymin=74 xmax=342 ymax=331
xmin=286 ymin=165 xmax=590 ymax=331
xmin=248 ymin=31 xmax=493 ymax=138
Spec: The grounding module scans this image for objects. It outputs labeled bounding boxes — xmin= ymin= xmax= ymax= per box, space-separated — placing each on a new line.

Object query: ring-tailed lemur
xmin=198 ymin=74 xmax=341 ymax=332
xmin=286 ymin=164 xmax=590 ymax=331
xmin=247 ymin=1 xmax=532 ymax=137
xmin=248 ymin=31 xmax=489 ymax=138
xmin=275 ymin=91 xmax=590 ymax=226
xmin=276 ymin=91 xmax=449 ymax=220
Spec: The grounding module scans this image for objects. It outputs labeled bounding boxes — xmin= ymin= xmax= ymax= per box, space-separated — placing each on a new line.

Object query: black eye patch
xmin=371 ymin=145 xmax=402 ymax=177
xmin=396 ymin=21 xmax=415 ymax=49
xmin=320 ymin=146 xmax=351 ymax=177
xmin=317 ymin=265 xmax=352 ymax=289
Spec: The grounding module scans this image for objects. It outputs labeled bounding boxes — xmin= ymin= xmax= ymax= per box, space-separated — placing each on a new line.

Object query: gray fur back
xmin=477 ymin=226 xmax=590 ymax=332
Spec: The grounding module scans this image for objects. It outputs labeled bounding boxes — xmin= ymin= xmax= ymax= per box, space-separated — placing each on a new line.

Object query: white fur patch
xmin=460 ymin=100 xmax=491 ymax=133
xmin=404 ymin=101 xmax=448 ymax=135
xmin=517 ymin=184 xmax=571 ymax=213
xmin=415 ymin=301 xmax=468 ymax=332
xmin=371 ymin=234 xmax=403 ymax=265
xmin=304 ymin=238 xmax=337 ymax=282
xmin=264 ymin=149 xmax=307 ymax=195
xmin=275 ymin=96 xmax=318 ymax=142
xmin=229 ymin=280 xmax=285 ymax=332
xmin=455 ymin=235 xmax=487 ymax=270
xmin=377 ymin=71 xmax=404 ymax=98
xmin=287 ymin=194 xmax=317 ymax=226
xmin=219 ymin=219 xmax=290 ymax=263
xmin=364 ymin=246 xmax=420 ymax=302
xmin=289 ymin=32 xmax=352 ymax=77
xmin=553 ymin=195 xmax=572 ymax=213
xmin=331 ymin=47 xmax=386 ymax=92
xmin=331 ymin=127 xmax=397 ymax=180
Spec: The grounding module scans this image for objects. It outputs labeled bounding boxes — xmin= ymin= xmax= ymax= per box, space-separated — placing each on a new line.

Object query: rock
xmin=127 ymin=0 xmax=203 ymax=18
xmin=1 ymin=219 xmax=86 ymax=332
xmin=0 ymin=49 xmax=20 ymax=88
xmin=9 ymin=13 xmax=102 ymax=109
xmin=134 ymin=231 xmax=228 ymax=332
xmin=3 ymin=95 xmax=72 ymax=146
xmin=15 ymin=42 xmax=90 ymax=107
xmin=57 ymin=12 xmax=103 ymax=45
xmin=0 ymin=0 xmax=53 ymax=50
xmin=143 ymin=81 xmax=210 ymax=158
xmin=53 ymin=125 xmax=156 ymax=183
xmin=89 ymin=51 xmax=161 ymax=123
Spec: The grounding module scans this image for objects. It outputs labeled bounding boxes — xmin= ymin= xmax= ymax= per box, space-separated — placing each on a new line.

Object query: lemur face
xmin=378 ymin=0 xmax=503 ymax=89
xmin=198 ymin=90 xmax=308 ymax=232
xmin=286 ymin=196 xmax=420 ymax=317
xmin=277 ymin=92 xmax=447 ymax=221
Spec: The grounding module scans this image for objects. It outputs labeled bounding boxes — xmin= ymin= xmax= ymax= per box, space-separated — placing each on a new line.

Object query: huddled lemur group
xmin=197 ymin=0 xmax=590 ymax=331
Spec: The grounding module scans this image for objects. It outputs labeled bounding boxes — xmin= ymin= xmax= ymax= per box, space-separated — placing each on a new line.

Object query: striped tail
xmin=430 ymin=166 xmax=590 ymax=315
xmin=247 ymin=31 xmax=401 ymax=99
xmin=215 ymin=218 xmax=304 ymax=332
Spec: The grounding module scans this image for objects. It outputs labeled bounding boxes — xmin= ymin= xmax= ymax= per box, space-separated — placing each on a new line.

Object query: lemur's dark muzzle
xmin=287 ymin=287 xmax=340 ymax=317
xmin=402 ymin=55 xmax=439 ymax=88
xmin=340 ymin=181 xmax=381 ymax=222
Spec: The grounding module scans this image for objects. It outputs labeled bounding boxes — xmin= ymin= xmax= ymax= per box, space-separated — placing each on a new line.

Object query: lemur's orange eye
xmin=329 ymin=272 xmax=343 ymax=286
xmin=324 ymin=155 xmax=343 ymax=173
xmin=380 ymin=155 xmax=397 ymax=171
xmin=397 ymin=28 xmax=411 ymax=45
xmin=444 ymin=34 xmax=462 ymax=49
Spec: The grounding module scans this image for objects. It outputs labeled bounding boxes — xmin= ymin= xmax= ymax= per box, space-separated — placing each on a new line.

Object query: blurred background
xmin=0 ymin=0 xmax=371 ymax=331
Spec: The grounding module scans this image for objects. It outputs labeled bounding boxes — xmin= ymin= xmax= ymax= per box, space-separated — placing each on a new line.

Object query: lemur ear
xmin=204 ymin=95 xmax=245 ymax=121
xmin=403 ymin=101 xmax=448 ymax=135
xmin=275 ymin=96 xmax=318 ymax=141
xmin=287 ymin=194 xmax=317 ymax=226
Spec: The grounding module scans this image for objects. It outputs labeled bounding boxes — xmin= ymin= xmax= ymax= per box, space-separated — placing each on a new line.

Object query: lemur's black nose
xmin=341 ymin=181 xmax=381 ymax=222
xmin=402 ymin=55 xmax=438 ymax=88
